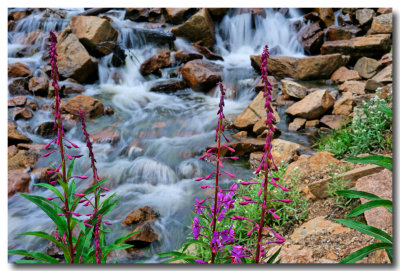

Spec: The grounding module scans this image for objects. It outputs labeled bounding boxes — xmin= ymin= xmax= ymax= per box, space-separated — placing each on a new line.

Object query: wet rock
xmin=281 ymin=80 xmax=308 ymax=99
xmin=288 ymin=118 xmax=307 ymax=131
xmin=131 ymin=27 xmax=175 ymax=48
xmin=239 ymin=8 xmax=266 ymax=18
xmin=16 ymin=30 xmax=45 ymax=45
xmin=64 ymin=94 xmax=104 ymax=118
xmin=60 ymin=81 xmax=85 ymax=95
xmin=354 ymin=57 xmax=381 ymax=79
xmin=285 ymin=89 xmax=334 ymax=120
xmin=338 ymin=80 xmax=366 ymax=95
xmin=9 ymin=9 xmax=32 ymax=21
xmin=104 ymin=105 xmax=114 ymax=115
xmin=8 ymin=169 xmax=31 ymax=197
xmin=8 ymin=149 xmax=40 ymax=170
xmin=13 ymin=107 xmax=33 ymax=120
xmin=125 ymin=221 xmax=159 ymax=248
xmin=371 ymin=64 xmax=392 ymax=84
xmin=251 ymin=53 xmax=349 ymax=80
xmin=270 ymin=139 xmax=304 ymax=166
xmin=31 ymin=167 xmax=58 ymax=183
xmin=320 ymin=115 xmax=350 ymax=130
xmin=222 ymin=114 xmax=237 ymax=130
xmin=149 ymin=79 xmax=187 ymax=93
xmin=276 ymin=94 xmax=295 ymax=107
xmin=252 ymin=117 xmax=268 ymax=135
xmin=8 ymin=62 xmax=31 ymax=78
xmin=17 ymin=143 xmax=46 ymax=152
xmin=327 ymin=26 xmax=362 ymax=41
xmin=139 ymin=49 xmax=171 ymax=76
xmin=232 ymin=131 xmax=247 ymax=140
xmin=330 ymin=66 xmax=361 ymax=83
xmin=193 ymin=42 xmax=223 ymax=61
xmin=297 ymin=22 xmax=324 ymax=55
xmin=8 ymin=122 xmax=32 ymax=146
xmin=8 ymin=78 xmax=30 ymax=96
xmin=8 ymin=96 xmax=27 ymax=107
xmin=233 ymin=91 xmax=280 ymax=130
xmin=57 ymin=29 xmax=98 ymax=83
xmin=321 ymin=34 xmax=391 ymax=60
xmin=355 ymin=8 xmax=375 ymax=26
xmin=180 ymin=59 xmax=222 ymax=92
xmin=36 ymin=121 xmax=57 ymax=138
xmin=68 ymin=16 xmax=118 ymax=56
xmin=171 ymin=9 xmax=215 ymax=48
xmin=122 ymin=206 xmax=160 ymax=226
xmin=91 ymin=128 xmax=120 ymax=145
xmin=369 ymin=13 xmax=392 ymax=34
xmin=164 ymin=8 xmax=197 ymax=24
xmin=356 ymin=169 xmax=392 ymax=230
xmin=125 ymin=8 xmax=164 ymax=23
xmin=207 ymin=8 xmax=229 ymax=20
xmin=332 ymin=92 xmax=355 ymax=116
xmin=26 ymin=101 xmax=37 ymax=111
xmin=305 ymin=120 xmax=319 ymax=128
xmin=314 ymin=8 xmax=335 ymax=27
xmin=173 ymin=49 xmax=203 ymax=64
xmin=254 ymin=76 xmax=278 ymax=93
xmin=28 ymin=76 xmax=49 ymax=96
xmin=337 ymin=13 xmax=353 ymax=26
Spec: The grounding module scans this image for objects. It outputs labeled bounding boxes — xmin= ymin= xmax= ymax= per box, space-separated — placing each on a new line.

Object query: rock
xmin=285 ymin=89 xmax=334 ymax=120
xmin=180 ymin=59 xmax=222 ymax=92
xmin=173 ymin=49 xmax=203 ymax=64
xmin=288 ymin=118 xmax=307 ymax=131
xmin=321 ymin=34 xmax=392 ymax=60
xmin=327 ymin=26 xmax=362 ymax=41
xmin=68 ymin=16 xmax=118 ymax=56
xmin=193 ymin=42 xmax=223 ymax=61
xmin=320 ymin=115 xmax=350 ymax=130
xmin=104 ymin=105 xmax=114 ymax=115
xmin=139 ymin=49 xmax=171 ymax=76
xmin=305 ymin=120 xmax=319 ymax=128
xmin=31 ymin=167 xmax=58 ymax=183
xmin=9 ymin=9 xmax=32 ymax=21
xmin=338 ymin=80 xmax=366 ymax=95
xmin=330 ymin=66 xmax=361 ymax=83
xmin=8 ymin=169 xmax=31 ymax=197
xmin=149 ymin=79 xmax=186 ymax=93
xmin=13 ymin=107 xmax=33 ymax=120
xmin=232 ymin=131 xmax=247 ymax=140
xmin=377 ymin=8 xmax=392 ymax=14
xmin=356 ymin=169 xmax=392 ymax=230
xmin=268 ymin=245 xmax=314 ymax=264
xmin=355 ymin=8 xmax=375 ymax=26
xmin=125 ymin=221 xmax=159 ymax=248
xmin=379 ymin=53 xmax=392 ymax=67
xmin=281 ymin=80 xmax=308 ymax=99
xmin=8 ymin=62 xmax=31 ymax=78
xmin=337 ymin=13 xmax=353 ymax=26
xmin=276 ymin=94 xmax=295 ymax=107
xmin=239 ymin=8 xmax=266 ymax=18
xmin=164 ymin=8 xmax=196 ymax=24
xmin=251 ymin=54 xmax=350 ymax=81
xmin=354 ymin=57 xmax=381 ymax=79
xmin=297 ymin=22 xmax=324 ymax=55
xmin=207 ymin=138 xmax=266 ymax=157
xmin=171 ymin=9 xmax=215 ymax=48
xmin=234 ymin=91 xmax=280 ymax=130
xmin=371 ymin=64 xmax=392 ymax=84
xmin=27 ymin=101 xmax=37 ymax=111
xmin=36 ymin=122 xmax=57 ymax=138
xmin=57 ymin=29 xmax=98 ymax=83
xmin=8 ymin=145 xmax=18 ymax=159
xmin=8 ymin=78 xmax=30 ymax=96
xmin=125 ymin=8 xmax=163 ymax=23
xmin=64 ymin=94 xmax=104 ymax=118
xmin=122 ymin=206 xmax=160 ymax=226
xmin=17 ymin=143 xmax=46 ymax=152
xmin=309 ymin=164 xmax=384 ymax=199
xmin=249 ymin=152 xmax=263 ymax=170
xmin=8 ymin=122 xmax=32 ymax=146
xmin=313 ymin=8 xmax=335 ymax=27
xmin=61 ymin=81 xmax=85 ymax=95
xmin=8 ymin=96 xmax=27 ymax=107
xmin=8 ymin=149 xmax=40 ymax=170
xmin=254 ymin=76 xmax=278 ymax=93
xmin=131 ymin=27 xmax=175 ymax=48
xmin=369 ymin=13 xmax=392 ymax=34
xmin=270 ymin=139 xmax=303 ymax=166
xmin=252 ymin=118 xmax=268 ymax=135
xmin=222 ymin=114 xmax=237 ymax=130
xmin=365 ymin=79 xmax=384 ymax=91
xmin=332 ymin=92 xmax=355 ymax=116
xmin=90 ymin=128 xmax=120 ymax=145
xmin=207 ymin=8 xmax=229 ymax=19
xmin=28 ymin=76 xmax=49 ymax=96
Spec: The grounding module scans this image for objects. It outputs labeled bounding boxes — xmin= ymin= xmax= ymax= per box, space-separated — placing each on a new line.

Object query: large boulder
xmin=321 ymin=34 xmax=392 ymax=60
xmin=285 ymin=89 xmax=334 ymax=119
xmin=8 ymin=169 xmax=31 ymax=197
xmin=281 ymin=80 xmax=308 ymax=99
xmin=56 ymin=29 xmax=98 ymax=83
xmin=68 ymin=16 xmax=118 ymax=56
xmin=369 ymin=13 xmax=392 ymax=34
xmin=251 ymin=54 xmax=349 ymax=81
xmin=180 ymin=59 xmax=222 ymax=92
xmin=330 ymin=66 xmax=361 ymax=83
xmin=171 ymin=9 xmax=215 ymax=48
xmin=122 ymin=206 xmax=160 ymax=226
xmin=173 ymin=49 xmax=203 ymax=64
xmin=327 ymin=26 xmax=362 ymax=41
xmin=8 ymin=62 xmax=31 ymax=78
xmin=355 ymin=8 xmax=375 ymax=26
xmin=139 ymin=49 xmax=171 ymax=76
xmin=297 ymin=22 xmax=324 ymax=55
xmin=164 ymin=8 xmax=197 ymax=24
xmin=64 ymin=94 xmax=104 ymax=118
xmin=354 ymin=57 xmax=381 ymax=79
xmin=8 ymin=122 xmax=32 ymax=146
xmin=125 ymin=222 xmax=159 ymax=248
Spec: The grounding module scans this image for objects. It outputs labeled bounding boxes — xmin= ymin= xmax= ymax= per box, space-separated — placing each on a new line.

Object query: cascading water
xmin=8 ymin=8 xmax=308 ymax=263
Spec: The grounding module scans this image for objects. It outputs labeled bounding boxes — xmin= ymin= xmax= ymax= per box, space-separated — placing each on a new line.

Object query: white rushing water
xmin=8 ymin=8 xmax=305 ymax=263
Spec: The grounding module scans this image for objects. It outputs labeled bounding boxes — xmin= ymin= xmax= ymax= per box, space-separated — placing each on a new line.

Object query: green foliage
xmin=344 ymin=155 xmax=392 ymax=171
xmin=325 ymin=164 xmax=352 ymax=208
xmin=315 ymin=91 xmax=392 ymax=158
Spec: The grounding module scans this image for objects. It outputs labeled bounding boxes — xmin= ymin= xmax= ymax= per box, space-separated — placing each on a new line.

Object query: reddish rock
xmin=338 ymin=80 xmax=366 ymax=95
xmin=8 ymin=122 xmax=32 ymax=146
xmin=305 ymin=120 xmax=319 ymax=128
xmin=9 ymin=9 xmax=32 ymax=22
xmin=288 ymin=118 xmax=307 ymax=131
xmin=8 ymin=62 xmax=31 ymax=78
xmin=276 ymin=94 xmax=295 ymax=107
xmin=140 ymin=49 xmax=171 ymax=76
xmin=281 ymin=80 xmax=308 ymax=99
xmin=193 ymin=42 xmax=223 ymax=61
xmin=181 ymin=59 xmax=222 ymax=92
xmin=320 ymin=115 xmax=350 ymax=130
xmin=125 ymin=222 xmax=159 ymax=248
xmin=8 ymin=149 xmax=40 ymax=170
xmin=371 ymin=64 xmax=392 ymax=84
xmin=16 ymin=143 xmax=46 ymax=152
xmin=327 ymin=26 xmax=362 ymax=41
xmin=354 ymin=57 xmax=381 ymax=79
xmin=28 ymin=76 xmax=49 ymax=96
xmin=8 ymin=96 xmax=27 ymax=107
xmin=36 ymin=122 xmax=57 ymax=138
xmin=330 ymin=66 xmax=361 ymax=83
xmin=8 ymin=78 xmax=30 ymax=96
xmin=332 ymin=92 xmax=355 ymax=116
xmin=8 ymin=145 xmax=18 ymax=158
xmin=355 ymin=8 xmax=375 ymax=26
xmin=379 ymin=53 xmax=392 ymax=67
xmin=90 ymin=128 xmax=120 ymax=145
xmin=254 ymin=76 xmax=278 ymax=92
xmin=297 ymin=22 xmax=324 ymax=55
xmin=8 ymin=169 xmax=31 ymax=197
xmin=377 ymin=8 xmax=392 ymax=15
xmin=149 ymin=79 xmax=187 ymax=93
xmin=13 ymin=107 xmax=33 ymax=120
xmin=64 ymin=94 xmax=104 ymax=118
xmin=369 ymin=13 xmax=392 ymax=34
xmin=270 ymin=139 xmax=303 ymax=166
xmin=61 ymin=81 xmax=85 ymax=95
xmin=173 ymin=49 xmax=203 ymax=64
xmin=125 ymin=8 xmax=164 ymax=23
xmin=122 ymin=206 xmax=160 ymax=226
xmin=232 ymin=131 xmax=247 ymax=140
xmin=31 ymin=167 xmax=58 ymax=183
xmin=314 ymin=8 xmax=335 ymax=27
xmin=26 ymin=101 xmax=37 ymax=111
xmin=164 ymin=8 xmax=196 ymax=24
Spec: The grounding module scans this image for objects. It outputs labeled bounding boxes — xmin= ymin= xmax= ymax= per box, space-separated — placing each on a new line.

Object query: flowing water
xmin=8 ymin=8 xmax=309 ymax=263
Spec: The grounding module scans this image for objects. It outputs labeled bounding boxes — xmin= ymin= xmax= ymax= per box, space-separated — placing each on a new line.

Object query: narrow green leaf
xmin=344 ymin=155 xmax=392 ymax=171
xmin=14 ymin=260 xmax=45 ymax=264
xmin=8 ymin=250 xmax=59 ymax=264
xmin=379 ymin=105 xmax=392 ymax=117
xmin=113 ymin=231 xmax=141 ymax=245
xmin=347 ymin=200 xmax=392 ymax=217
xmin=34 ymin=183 xmax=65 ymax=202
xmin=16 ymin=231 xmax=62 ymax=247
xmin=83 ymin=178 xmax=109 ymax=195
xmin=266 ymin=246 xmax=282 ymax=263
xmin=68 ymin=179 xmax=76 ymax=207
xmin=335 ymin=219 xmax=392 ymax=244
xmin=67 ymin=158 xmax=76 ymax=180
xmin=336 ymin=190 xmax=382 ymax=201
xmin=181 ymin=239 xmax=210 ymax=253
xmin=385 ymin=248 xmax=392 ymax=263
xmin=74 ymin=228 xmax=94 ymax=263
xmin=339 ymin=243 xmax=392 ymax=263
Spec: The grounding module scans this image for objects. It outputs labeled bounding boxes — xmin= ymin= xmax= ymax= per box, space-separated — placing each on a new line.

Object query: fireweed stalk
xmin=231 ymin=45 xmax=291 ymax=263
xmin=193 ymin=82 xmax=239 ymax=263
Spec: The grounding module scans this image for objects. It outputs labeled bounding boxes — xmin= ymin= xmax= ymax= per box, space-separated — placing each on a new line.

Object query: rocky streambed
xmin=8 ymin=7 xmax=392 ymax=263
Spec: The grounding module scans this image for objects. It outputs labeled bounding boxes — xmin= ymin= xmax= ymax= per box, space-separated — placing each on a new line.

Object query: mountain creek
xmin=8 ymin=7 xmax=392 ymax=263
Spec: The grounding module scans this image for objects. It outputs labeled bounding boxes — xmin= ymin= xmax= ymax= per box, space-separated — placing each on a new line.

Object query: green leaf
xmin=339 ymin=243 xmax=392 ymax=263
xmin=156 ymin=251 xmax=197 ymax=263
xmin=181 ymin=239 xmax=210 ymax=253
xmin=83 ymin=178 xmax=109 ymax=195
xmin=379 ymin=105 xmax=392 ymax=117
xmin=14 ymin=259 xmax=45 ymax=264
xmin=344 ymin=155 xmax=392 ymax=171
xmin=74 ymin=227 xmax=94 ymax=263
xmin=336 ymin=190 xmax=382 ymax=201
xmin=385 ymin=248 xmax=392 ymax=263
xmin=8 ymin=250 xmax=59 ymax=264
xmin=68 ymin=179 xmax=76 ymax=207
xmin=113 ymin=231 xmax=141 ymax=245
xmin=17 ymin=231 xmax=62 ymax=246
xmin=67 ymin=158 xmax=76 ymax=180
xmin=34 ymin=183 xmax=65 ymax=202
xmin=335 ymin=219 xmax=392 ymax=244
xmin=266 ymin=246 xmax=282 ymax=263
xmin=346 ymin=199 xmax=392 ymax=217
